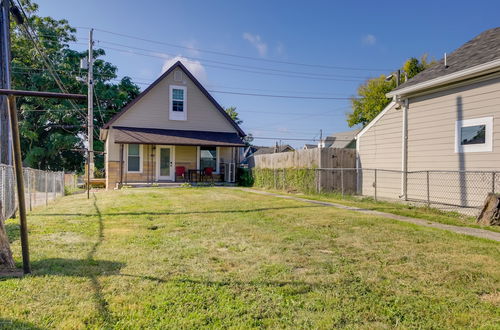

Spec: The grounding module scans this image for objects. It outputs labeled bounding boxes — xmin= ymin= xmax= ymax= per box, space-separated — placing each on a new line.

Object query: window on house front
xmin=127 ymin=144 xmax=141 ymax=172
xmin=455 ymin=117 xmax=493 ymax=153
xmin=200 ymin=147 xmax=217 ymax=171
xmin=169 ymin=85 xmax=187 ymax=120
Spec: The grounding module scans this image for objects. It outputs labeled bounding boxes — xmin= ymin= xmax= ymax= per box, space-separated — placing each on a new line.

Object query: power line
xmin=95 ymin=39 xmax=372 ymax=80
xmin=14 ymin=0 xmax=88 ymax=124
xmin=97 ymin=45 xmax=365 ymax=82
xmin=90 ymin=27 xmax=391 ymax=72
xmin=208 ymin=90 xmax=353 ymax=100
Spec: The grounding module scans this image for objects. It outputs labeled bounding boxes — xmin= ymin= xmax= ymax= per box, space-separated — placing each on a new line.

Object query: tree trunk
xmin=477 ymin=193 xmax=500 ymax=226
xmin=0 ymin=202 xmax=15 ymax=269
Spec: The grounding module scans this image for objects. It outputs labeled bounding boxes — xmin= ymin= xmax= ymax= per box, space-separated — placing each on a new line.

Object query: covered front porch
xmin=105 ymin=126 xmax=244 ymax=189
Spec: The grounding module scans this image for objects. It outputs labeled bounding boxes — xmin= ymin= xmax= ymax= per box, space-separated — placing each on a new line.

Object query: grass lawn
xmin=254 ymin=188 xmax=500 ymax=233
xmin=1 ymin=187 xmax=499 ymax=328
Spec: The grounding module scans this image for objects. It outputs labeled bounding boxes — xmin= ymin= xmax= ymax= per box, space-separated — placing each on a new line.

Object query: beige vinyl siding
xmin=407 ymin=76 xmax=500 ymax=171
xmin=358 ymin=104 xmax=402 ymax=171
xmin=357 ymin=103 xmax=403 ymax=199
xmin=175 ymin=146 xmax=197 ymax=170
xmin=106 ymin=128 xmax=120 ymax=162
xmin=111 ymin=67 xmax=237 ymax=133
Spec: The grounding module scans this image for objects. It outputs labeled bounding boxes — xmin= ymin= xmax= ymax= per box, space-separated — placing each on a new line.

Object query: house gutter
xmin=387 ymin=58 xmax=500 ymax=98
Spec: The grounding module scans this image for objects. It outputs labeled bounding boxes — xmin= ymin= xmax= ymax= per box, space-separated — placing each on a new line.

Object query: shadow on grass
xmin=5 ymin=222 xmax=20 ymax=243
xmin=32 ymin=205 xmax=325 ymax=218
xmin=30 ymin=194 xmax=121 ymax=326
xmin=0 ymin=319 xmax=44 ymax=330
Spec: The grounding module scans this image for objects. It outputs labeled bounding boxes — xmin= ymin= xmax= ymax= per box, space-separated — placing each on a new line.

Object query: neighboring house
xmin=100 ymin=61 xmax=246 ymax=189
xmin=243 ymin=144 xmax=295 ymax=167
xmin=356 ymin=27 xmax=500 ymax=207
xmin=320 ymin=129 xmax=360 ymax=149
xmin=302 ymin=129 xmax=359 ymax=149
xmin=302 ymin=144 xmax=317 ymax=150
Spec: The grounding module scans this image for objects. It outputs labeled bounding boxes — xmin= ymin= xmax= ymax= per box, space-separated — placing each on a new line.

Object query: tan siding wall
xmin=175 ymin=146 xmax=197 ymax=170
xmin=111 ymin=67 xmax=237 ymax=133
xmin=357 ymin=103 xmax=403 ymax=199
xmin=358 ymin=104 xmax=403 ymax=171
xmin=219 ymin=147 xmax=233 ymax=164
xmin=407 ymin=77 xmax=500 ymax=171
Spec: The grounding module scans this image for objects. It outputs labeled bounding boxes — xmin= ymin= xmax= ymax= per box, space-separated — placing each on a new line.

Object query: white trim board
xmin=355 ymin=101 xmax=397 ymax=140
xmin=387 ymin=58 xmax=500 ymax=98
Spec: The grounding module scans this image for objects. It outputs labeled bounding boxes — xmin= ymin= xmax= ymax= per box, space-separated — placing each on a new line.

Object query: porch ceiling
xmin=112 ymin=126 xmax=245 ymax=147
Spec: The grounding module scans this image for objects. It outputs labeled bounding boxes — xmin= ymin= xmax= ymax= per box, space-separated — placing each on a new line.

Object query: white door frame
xmin=156 ymin=145 xmax=175 ymax=181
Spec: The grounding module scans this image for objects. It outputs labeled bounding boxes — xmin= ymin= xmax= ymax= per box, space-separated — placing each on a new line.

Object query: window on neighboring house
xmin=127 ymin=144 xmax=141 ymax=172
xmin=169 ymin=85 xmax=187 ymax=120
xmin=200 ymin=147 xmax=217 ymax=171
xmin=455 ymin=117 xmax=493 ymax=153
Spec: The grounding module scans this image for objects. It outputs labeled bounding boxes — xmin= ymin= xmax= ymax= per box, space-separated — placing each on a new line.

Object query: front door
xmin=157 ymin=146 xmax=174 ymax=181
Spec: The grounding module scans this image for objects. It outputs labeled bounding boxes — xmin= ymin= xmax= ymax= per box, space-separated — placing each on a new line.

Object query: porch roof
xmin=112 ymin=126 xmax=246 ymax=147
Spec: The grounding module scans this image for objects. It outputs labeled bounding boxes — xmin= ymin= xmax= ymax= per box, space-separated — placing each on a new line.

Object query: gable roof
xmin=252 ymin=144 xmax=295 ymax=156
xmin=391 ymin=27 xmax=500 ymax=95
xmin=102 ymin=61 xmax=246 ymax=136
xmin=324 ymin=128 xmax=360 ymax=148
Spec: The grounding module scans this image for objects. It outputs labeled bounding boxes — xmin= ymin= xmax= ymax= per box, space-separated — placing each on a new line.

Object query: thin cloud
xmin=161 ymin=56 xmax=208 ymax=85
xmin=362 ymin=34 xmax=377 ymax=46
xmin=243 ymin=32 xmax=268 ymax=57
xmin=182 ymin=40 xmax=201 ymax=57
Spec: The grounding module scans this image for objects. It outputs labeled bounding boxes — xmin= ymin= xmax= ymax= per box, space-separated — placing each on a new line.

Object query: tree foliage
xmin=11 ymin=0 xmax=140 ymax=172
xmin=347 ymin=56 xmax=433 ymax=127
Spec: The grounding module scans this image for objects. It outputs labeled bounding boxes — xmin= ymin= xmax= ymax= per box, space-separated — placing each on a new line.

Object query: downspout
xmin=355 ymin=135 xmax=360 ymax=195
xmin=401 ymin=98 xmax=409 ymax=200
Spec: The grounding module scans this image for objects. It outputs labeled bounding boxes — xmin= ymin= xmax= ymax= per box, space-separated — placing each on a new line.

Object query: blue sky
xmin=37 ymin=0 xmax=500 ymax=147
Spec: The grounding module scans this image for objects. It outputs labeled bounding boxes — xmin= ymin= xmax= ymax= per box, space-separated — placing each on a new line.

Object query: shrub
xmin=252 ymin=168 xmax=317 ymax=193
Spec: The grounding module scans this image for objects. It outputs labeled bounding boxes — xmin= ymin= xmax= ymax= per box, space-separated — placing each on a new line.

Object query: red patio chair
xmin=203 ymin=167 xmax=214 ymax=183
xmin=175 ymin=166 xmax=186 ymax=181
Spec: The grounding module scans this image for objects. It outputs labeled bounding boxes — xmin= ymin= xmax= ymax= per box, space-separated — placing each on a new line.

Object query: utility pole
xmin=319 ymin=129 xmax=323 ymax=148
xmin=0 ymin=0 xmax=12 ymax=165
xmin=87 ymin=28 xmax=94 ymax=178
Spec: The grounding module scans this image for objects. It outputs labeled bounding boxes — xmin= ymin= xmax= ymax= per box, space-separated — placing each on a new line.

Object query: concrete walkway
xmin=240 ymin=188 xmax=500 ymax=242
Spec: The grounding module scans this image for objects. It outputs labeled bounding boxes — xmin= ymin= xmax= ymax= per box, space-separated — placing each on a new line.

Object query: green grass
xmin=254 ymin=188 xmax=500 ymax=233
xmin=1 ymin=187 xmax=499 ymax=329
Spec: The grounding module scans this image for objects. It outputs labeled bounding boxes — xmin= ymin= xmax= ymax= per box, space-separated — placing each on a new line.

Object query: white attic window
xmin=169 ymin=85 xmax=187 ymax=121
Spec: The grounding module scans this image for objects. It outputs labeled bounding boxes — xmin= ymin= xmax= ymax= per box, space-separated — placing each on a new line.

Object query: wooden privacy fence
xmin=252 ymin=148 xmax=357 ymax=193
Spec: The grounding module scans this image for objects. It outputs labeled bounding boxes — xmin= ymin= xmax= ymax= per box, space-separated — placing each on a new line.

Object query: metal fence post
xmin=492 ymin=172 xmax=496 ymax=194
xmin=1 ymin=166 xmax=5 ymax=219
xmin=283 ymin=168 xmax=286 ymax=191
xmin=341 ymin=168 xmax=344 ymax=197
xmin=53 ymin=173 xmax=56 ymax=200
xmin=45 ymin=171 xmax=48 ymax=206
xmin=374 ymin=169 xmax=377 ymax=202
xmin=426 ymin=170 xmax=430 ymax=207
xmin=27 ymin=170 xmax=32 ymax=212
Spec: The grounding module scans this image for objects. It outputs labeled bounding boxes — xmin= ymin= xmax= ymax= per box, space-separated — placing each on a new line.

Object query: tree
xmin=11 ymin=0 xmax=140 ymax=172
xmin=347 ymin=56 xmax=433 ymax=127
xmin=224 ymin=106 xmax=253 ymax=145
xmin=224 ymin=106 xmax=242 ymax=125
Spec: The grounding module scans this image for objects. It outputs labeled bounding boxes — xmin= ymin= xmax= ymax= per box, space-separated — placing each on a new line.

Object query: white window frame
xmin=169 ymin=85 xmax=187 ymax=121
xmin=455 ymin=116 xmax=493 ymax=153
xmin=126 ymin=144 xmax=143 ymax=173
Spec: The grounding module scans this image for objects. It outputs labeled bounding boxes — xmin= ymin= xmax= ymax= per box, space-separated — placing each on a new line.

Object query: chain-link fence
xmin=252 ymin=167 xmax=500 ymax=216
xmin=0 ymin=164 xmax=65 ymax=220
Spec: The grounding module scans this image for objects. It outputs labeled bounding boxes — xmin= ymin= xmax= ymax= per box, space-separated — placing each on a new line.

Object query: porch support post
xmin=119 ymin=143 xmax=124 ymax=188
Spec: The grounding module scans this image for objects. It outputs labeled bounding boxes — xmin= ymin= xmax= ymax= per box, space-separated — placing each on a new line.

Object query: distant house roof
xmin=324 ymin=129 xmax=360 ymax=148
xmin=252 ymin=144 xmax=295 ymax=156
xmin=392 ymin=27 xmax=500 ymax=93
xmin=303 ymin=144 xmax=317 ymax=150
